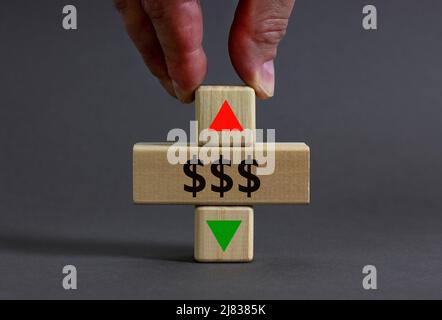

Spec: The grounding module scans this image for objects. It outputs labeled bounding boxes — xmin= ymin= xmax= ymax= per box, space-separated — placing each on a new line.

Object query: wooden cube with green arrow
xmin=194 ymin=206 xmax=253 ymax=262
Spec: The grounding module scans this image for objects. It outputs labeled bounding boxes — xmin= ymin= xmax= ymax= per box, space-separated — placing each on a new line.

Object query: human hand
xmin=114 ymin=0 xmax=295 ymax=103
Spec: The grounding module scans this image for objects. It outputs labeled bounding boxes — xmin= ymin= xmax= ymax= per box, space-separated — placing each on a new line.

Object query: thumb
xmin=229 ymin=0 xmax=295 ymax=99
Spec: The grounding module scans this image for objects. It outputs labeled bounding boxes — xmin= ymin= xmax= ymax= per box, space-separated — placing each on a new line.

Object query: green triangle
xmin=206 ymin=220 xmax=242 ymax=252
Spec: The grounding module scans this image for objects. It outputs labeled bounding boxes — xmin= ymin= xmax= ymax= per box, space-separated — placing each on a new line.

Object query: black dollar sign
xmin=238 ymin=159 xmax=261 ymax=197
xmin=211 ymin=156 xmax=233 ymax=198
xmin=183 ymin=158 xmax=206 ymax=197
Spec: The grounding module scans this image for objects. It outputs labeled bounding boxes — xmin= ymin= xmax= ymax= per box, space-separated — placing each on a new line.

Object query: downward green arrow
xmin=206 ymin=220 xmax=242 ymax=252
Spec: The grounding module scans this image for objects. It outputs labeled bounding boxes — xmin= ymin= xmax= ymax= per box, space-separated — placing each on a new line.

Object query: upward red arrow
xmin=209 ymin=100 xmax=244 ymax=131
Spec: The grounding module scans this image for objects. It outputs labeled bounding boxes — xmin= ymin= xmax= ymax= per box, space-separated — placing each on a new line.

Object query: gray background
xmin=0 ymin=0 xmax=441 ymax=299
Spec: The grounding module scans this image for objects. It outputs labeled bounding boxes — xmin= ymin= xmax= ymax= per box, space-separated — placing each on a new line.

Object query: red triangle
xmin=209 ymin=100 xmax=244 ymax=131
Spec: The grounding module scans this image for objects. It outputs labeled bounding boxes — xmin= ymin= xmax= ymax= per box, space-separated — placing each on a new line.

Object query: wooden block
xmin=194 ymin=206 xmax=253 ymax=262
xmin=195 ymin=86 xmax=255 ymax=146
xmin=133 ymin=143 xmax=310 ymax=205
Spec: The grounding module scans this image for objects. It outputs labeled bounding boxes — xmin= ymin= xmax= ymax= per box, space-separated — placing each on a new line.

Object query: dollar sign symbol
xmin=183 ymin=157 xmax=206 ymax=197
xmin=238 ymin=158 xmax=261 ymax=197
xmin=211 ymin=156 xmax=233 ymax=198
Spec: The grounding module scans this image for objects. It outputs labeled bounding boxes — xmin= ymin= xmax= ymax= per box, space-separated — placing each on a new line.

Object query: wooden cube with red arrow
xmin=195 ymin=86 xmax=255 ymax=146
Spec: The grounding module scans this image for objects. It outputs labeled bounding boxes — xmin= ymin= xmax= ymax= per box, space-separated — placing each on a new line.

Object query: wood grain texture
xmin=195 ymin=86 xmax=255 ymax=146
xmin=194 ymin=206 xmax=253 ymax=262
xmin=133 ymin=143 xmax=310 ymax=205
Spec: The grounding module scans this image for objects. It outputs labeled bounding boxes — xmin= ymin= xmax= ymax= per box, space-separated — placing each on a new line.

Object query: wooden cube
xmin=133 ymin=143 xmax=310 ymax=205
xmin=194 ymin=206 xmax=253 ymax=262
xmin=195 ymin=86 xmax=255 ymax=146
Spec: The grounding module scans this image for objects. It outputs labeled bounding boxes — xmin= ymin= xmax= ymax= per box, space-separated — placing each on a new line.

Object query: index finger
xmin=142 ymin=0 xmax=207 ymax=103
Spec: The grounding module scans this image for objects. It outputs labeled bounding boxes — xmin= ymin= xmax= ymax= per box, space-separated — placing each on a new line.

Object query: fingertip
xmin=229 ymin=0 xmax=295 ymax=100
xmin=172 ymin=80 xmax=195 ymax=103
xmin=142 ymin=0 xmax=206 ymax=103
xmin=169 ymin=48 xmax=207 ymax=103
xmin=228 ymin=26 xmax=275 ymax=100
xmin=159 ymin=78 xmax=178 ymax=99
xmin=229 ymin=40 xmax=275 ymax=100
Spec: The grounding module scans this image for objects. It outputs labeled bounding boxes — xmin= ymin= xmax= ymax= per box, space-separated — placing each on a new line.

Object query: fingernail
xmin=257 ymin=60 xmax=275 ymax=98
xmin=172 ymin=80 xmax=193 ymax=103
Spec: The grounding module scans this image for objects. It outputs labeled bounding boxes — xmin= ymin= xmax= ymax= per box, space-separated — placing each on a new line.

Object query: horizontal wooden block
xmin=194 ymin=206 xmax=253 ymax=262
xmin=195 ymin=86 xmax=255 ymax=146
xmin=133 ymin=143 xmax=310 ymax=205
